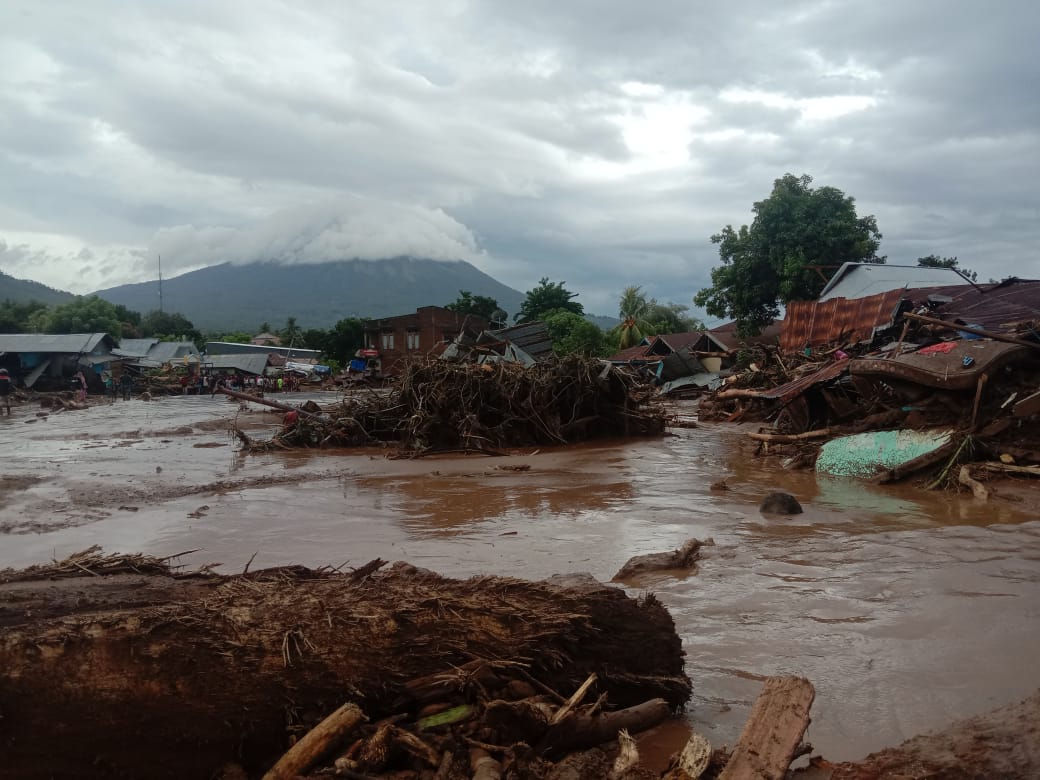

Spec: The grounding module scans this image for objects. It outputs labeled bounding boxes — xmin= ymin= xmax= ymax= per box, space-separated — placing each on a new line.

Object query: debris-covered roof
xmin=756 ymin=360 xmax=849 ymax=403
xmin=480 ymin=321 xmax=554 ymax=360
xmin=0 ymin=333 xmax=113 ymax=354
xmin=606 ymin=344 xmax=652 ymax=363
xmin=781 ymin=279 xmax=1040 ymax=352
xmin=818 ymin=262 xmax=972 ymax=301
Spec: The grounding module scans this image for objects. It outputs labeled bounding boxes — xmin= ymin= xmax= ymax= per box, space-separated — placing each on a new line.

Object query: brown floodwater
xmin=2 ymin=393 xmax=1039 ymax=761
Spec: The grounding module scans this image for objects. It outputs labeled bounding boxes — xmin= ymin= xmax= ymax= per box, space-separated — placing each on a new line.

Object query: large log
xmin=0 ymin=556 xmax=690 ymax=779
xmin=718 ymin=676 xmax=815 ymax=780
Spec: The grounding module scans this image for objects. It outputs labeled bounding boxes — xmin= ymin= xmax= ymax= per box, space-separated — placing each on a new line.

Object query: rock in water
xmin=759 ymin=491 xmax=803 ymax=514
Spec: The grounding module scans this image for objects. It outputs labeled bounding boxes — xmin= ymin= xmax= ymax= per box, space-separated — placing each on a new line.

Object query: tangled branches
xmin=240 ymin=355 xmax=666 ymax=453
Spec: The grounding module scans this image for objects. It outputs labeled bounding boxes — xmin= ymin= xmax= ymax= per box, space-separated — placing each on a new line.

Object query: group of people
xmin=202 ymin=373 xmax=302 ymax=395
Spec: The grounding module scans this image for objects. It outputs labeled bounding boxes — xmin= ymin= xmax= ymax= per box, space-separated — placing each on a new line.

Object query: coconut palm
xmin=615 ymin=286 xmax=652 ymax=350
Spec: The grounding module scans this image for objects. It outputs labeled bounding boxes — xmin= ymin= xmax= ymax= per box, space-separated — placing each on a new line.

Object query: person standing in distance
xmin=0 ymin=368 xmax=12 ymax=416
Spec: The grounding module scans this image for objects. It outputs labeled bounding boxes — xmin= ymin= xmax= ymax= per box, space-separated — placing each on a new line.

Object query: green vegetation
xmin=917 ymin=254 xmax=977 ymax=282
xmin=542 ymin=309 xmax=610 ymax=357
xmin=516 ymin=278 xmax=583 ymax=323
xmin=613 ymin=286 xmax=705 ymax=350
xmin=446 ymin=290 xmax=505 ymax=323
xmin=695 ymin=173 xmax=883 ymax=336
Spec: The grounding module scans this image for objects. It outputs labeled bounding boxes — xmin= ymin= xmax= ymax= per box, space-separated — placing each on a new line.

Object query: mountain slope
xmin=0 ymin=270 xmax=75 ymax=305
xmin=93 ymin=258 xmax=528 ymax=332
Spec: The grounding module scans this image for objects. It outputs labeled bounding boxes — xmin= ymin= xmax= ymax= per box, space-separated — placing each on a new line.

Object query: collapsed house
xmin=606 ymin=330 xmax=735 ymax=397
xmin=699 ymin=278 xmax=1040 ymax=484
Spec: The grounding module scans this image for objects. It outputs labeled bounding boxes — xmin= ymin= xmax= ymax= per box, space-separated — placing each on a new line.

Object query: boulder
xmin=759 ymin=491 xmax=803 ymax=514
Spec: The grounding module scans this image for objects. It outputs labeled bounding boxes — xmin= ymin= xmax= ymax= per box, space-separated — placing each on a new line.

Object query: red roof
xmin=606 ymin=344 xmax=652 ymax=362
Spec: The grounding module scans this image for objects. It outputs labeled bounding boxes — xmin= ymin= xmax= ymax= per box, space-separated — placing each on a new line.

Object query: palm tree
xmin=615 ymin=286 xmax=652 ymax=350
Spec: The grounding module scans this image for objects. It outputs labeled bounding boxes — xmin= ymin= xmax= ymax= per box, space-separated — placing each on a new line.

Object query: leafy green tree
xmin=212 ymin=332 xmax=253 ymax=344
xmin=543 ymin=309 xmax=609 ymax=357
xmin=258 ymin=322 xmax=272 ymax=333
xmin=516 ymin=278 xmax=584 ymax=323
xmin=695 ymin=173 xmax=884 ymax=336
xmin=917 ymin=254 xmax=977 ymax=282
xmin=446 ymin=290 xmax=503 ymax=323
xmin=35 ymin=296 xmax=127 ymax=339
xmin=321 ymin=317 xmax=367 ymax=364
xmin=140 ymin=310 xmax=202 ymax=343
xmin=645 ymin=302 xmax=706 ymax=335
xmin=0 ymin=300 xmax=50 ymax=333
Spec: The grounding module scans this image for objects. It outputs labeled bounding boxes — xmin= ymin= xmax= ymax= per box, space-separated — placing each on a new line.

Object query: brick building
xmin=363 ymin=306 xmax=489 ymax=375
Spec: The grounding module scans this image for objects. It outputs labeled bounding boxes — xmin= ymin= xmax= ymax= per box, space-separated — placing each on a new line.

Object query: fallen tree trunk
xmin=0 ymin=555 xmax=690 ymax=779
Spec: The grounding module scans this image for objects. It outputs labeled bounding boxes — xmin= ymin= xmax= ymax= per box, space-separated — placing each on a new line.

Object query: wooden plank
xmin=1013 ymin=390 xmax=1040 ymax=418
xmin=719 ymin=676 xmax=815 ymax=780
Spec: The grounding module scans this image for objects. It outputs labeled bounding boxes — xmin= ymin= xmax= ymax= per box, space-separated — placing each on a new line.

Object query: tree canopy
xmin=31 ymin=296 xmax=129 ymax=339
xmin=445 ymin=290 xmax=504 ymax=323
xmin=694 ymin=173 xmax=884 ymax=336
xmin=917 ymin=254 xmax=977 ymax=282
xmin=516 ymin=278 xmax=583 ymax=323
xmin=613 ymin=286 xmax=708 ymax=351
xmin=140 ymin=310 xmax=201 ymax=343
xmin=542 ymin=309 xmax=609 ymax=357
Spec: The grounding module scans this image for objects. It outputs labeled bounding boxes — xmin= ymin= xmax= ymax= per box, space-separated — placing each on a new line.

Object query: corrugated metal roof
xmin=758 ymin=360 xmax=849 ymax=403
xmin=781 ymin=290 xmax=908 ymax=351
xmin=0 ymin=333 xmax=112 ymax=354
xmin=202 ymin=354 xmax=270 ymax=375
xmin=818 ymin=263 xmax=971 ymax=301
xmin=205 ymin=341 xmax=323 ymax=359
xmin=654 ymin=332 xmax=704 ymax=352
xmin=781 ymin=279 xmax=1040 ymax=352
xmin=114 ymin=338 xmax=160 ymax=357
xmin=481 ymin=321 xmax=554 ymax=359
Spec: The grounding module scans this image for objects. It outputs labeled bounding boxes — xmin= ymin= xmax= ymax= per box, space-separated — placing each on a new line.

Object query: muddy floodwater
xmin=2 ymin=393 xmax=1039 ymax=761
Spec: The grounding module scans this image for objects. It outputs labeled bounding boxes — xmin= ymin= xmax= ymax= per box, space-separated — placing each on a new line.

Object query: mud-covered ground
xmin=1 ymin=391 xmax=1039 ymax=764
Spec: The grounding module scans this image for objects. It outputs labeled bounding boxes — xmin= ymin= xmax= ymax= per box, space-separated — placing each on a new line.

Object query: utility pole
xmin=158 ymin=254 xmax=164 ymax=313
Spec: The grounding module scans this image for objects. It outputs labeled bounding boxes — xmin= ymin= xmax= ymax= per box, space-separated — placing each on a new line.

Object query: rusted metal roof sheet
xmin=780 ymin=280 xmax=1040 ymax=353
xmin=757 ymin=360 xmax=849 ymax=403
xmin=927 ymin=279 xmax=1040 ymax=333
xmin=781 ymin=290 xmax=907 ymax=352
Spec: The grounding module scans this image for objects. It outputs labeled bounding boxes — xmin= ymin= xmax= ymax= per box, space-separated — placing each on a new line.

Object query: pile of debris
xmin=0 ymin=551 xmax=691 ymax=778
xmin=699 ymin=281 xmax=1040 ymax=487
xmin=233 ymin=355 xmax=666 ymax=453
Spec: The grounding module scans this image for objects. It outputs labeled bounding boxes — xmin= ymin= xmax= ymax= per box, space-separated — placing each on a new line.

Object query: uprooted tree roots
xmin=234 ymin=355 xmax=666 ymax=452
xmin=0 ymin=552 xmax=690 ymax=779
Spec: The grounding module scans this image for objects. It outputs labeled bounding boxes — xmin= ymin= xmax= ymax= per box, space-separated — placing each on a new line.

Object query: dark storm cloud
xmin=0 ymin=0 xmax=1036 ymax=306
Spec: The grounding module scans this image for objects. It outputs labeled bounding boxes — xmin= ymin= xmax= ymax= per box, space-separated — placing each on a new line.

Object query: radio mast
xmin=158 ymin=254 xmax=164 ymax=313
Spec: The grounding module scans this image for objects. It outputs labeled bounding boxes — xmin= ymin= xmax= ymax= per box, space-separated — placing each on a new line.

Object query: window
xmin=406 ymin=331 xmax=420 ymax=350
xmin=380 ymin=332 xmax=395 ymax=350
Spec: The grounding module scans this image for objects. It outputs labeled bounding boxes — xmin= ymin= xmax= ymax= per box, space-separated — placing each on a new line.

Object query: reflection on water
xmin=1 ymin=398 xmax=1038 ymax=762
xmin=354 ymin=470 xmax=635 ymax=536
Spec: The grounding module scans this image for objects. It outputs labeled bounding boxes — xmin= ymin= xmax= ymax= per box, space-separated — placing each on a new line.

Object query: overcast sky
xmin=1 ymin=1 xmax=1037 ymax=317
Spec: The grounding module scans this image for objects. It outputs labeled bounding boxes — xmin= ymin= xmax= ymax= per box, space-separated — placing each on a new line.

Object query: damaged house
xmin=362 ymin=306 xmax=488 ymax=375
xmin=0 ymin=333 xmax=117 ymax=391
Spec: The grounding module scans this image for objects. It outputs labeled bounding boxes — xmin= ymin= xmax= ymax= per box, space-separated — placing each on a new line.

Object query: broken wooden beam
xmin=902 ymin=313 xmax=1040 ymax=351
xmin=262 ymin=703 xmax=366 ymax=780
xmin=718 ymin=676 xmax=815 ymax=780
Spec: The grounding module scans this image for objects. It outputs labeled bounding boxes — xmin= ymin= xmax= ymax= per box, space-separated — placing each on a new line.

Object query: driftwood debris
xmin=236 ymin=355 xmax=666 ymax=452
xmin=613 ymin=539 xmax=704 ymax=581
xmin=0 ymin=553 xmax=690 ymax=778
xmin=262 ymin=703 xmax=367 ymax=780
xmin=718 ymin=676 xmax=815 ymax=780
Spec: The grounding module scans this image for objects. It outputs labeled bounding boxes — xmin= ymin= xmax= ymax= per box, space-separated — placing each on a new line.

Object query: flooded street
xmin=2 ymin=393 xmax=1039 ymax=762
